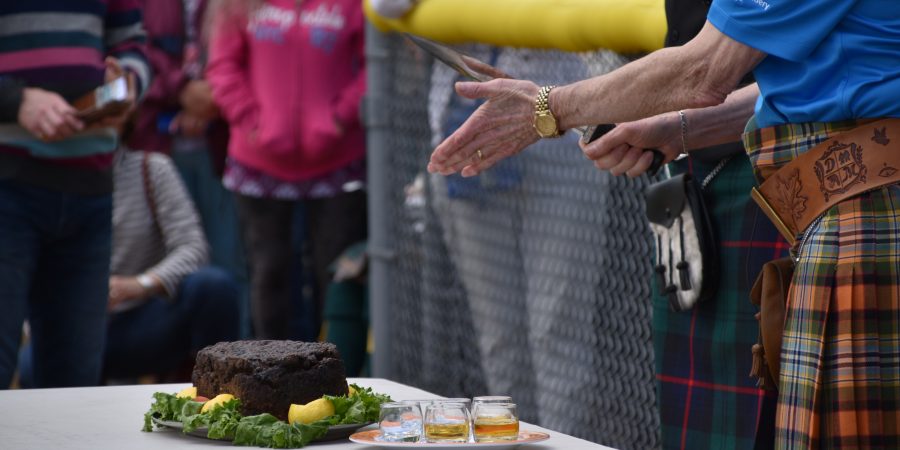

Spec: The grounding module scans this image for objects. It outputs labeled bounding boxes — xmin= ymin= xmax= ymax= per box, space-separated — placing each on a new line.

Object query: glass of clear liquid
xmin=378 ymin=402 xmax=423 ymax=442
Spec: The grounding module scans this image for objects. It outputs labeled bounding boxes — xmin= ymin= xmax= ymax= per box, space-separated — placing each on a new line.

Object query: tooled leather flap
xmin=645 ymin=174 xmax=688 ymax=227
xmin=755 ymin=118 xmax=900 ymax=239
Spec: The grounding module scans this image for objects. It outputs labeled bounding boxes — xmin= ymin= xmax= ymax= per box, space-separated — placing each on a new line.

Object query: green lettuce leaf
xmin=233 ymin=413 xmax=329 ymax=448
xmin=324 ymin=384 xmax=392 ymax=425
xmin=204 ymin=398 xmax=242 ymax=439
xmin=182 ymin=399 xmax=205 ymax=417
xmin=142 ymin=392 xmax=193 ymax=432
xmin=143 ymin=383 xmax=392 ymax=448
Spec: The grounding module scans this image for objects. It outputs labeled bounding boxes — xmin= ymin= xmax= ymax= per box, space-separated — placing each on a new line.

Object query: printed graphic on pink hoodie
xmin=207 ymin=0 xmax=366 ymax=181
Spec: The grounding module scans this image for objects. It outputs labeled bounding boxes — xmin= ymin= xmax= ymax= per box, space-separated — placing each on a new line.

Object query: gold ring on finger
xmin=476 ymin=149 xmax=484 ymax=162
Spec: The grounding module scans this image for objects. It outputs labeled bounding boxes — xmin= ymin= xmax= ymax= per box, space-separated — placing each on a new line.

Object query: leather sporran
xmin=745 ymin=119 xmax=900 ymax=391
xmin=749 ymin=256 xmax=793 ymax=391
xmin=645 ymin=173 xmax=719 ymax=311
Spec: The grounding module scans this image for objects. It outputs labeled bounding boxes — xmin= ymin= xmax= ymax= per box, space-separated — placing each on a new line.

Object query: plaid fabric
xmin=742 ymin=118 xmax=865 ymax=186
xmin=222 ymin=157 xmax=366 ymax=200
xmin=655 ymin=154 xmax=790 ymax=450
xmin=744 ymin=120 xmax=900 ymax=450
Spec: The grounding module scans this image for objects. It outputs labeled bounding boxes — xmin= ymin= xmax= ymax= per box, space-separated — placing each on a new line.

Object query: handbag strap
xmin=701 ymin=156 xmax=732 ymax=189
xmin=141 ymin=152 xmax=162 ymax=235
xmin=662 ymin=154 xmax=732 ymax=190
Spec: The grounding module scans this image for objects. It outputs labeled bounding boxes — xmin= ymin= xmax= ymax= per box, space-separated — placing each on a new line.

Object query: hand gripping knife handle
xmin=580 ymin=124 xmax=665 ymax=177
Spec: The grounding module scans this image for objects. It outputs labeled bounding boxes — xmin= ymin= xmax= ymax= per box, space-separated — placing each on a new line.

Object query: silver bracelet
xmin=677 ymin=110 xmax=688 ymax=155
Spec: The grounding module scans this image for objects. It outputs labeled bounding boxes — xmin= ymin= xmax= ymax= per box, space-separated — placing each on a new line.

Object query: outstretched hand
xmin=428 ymin=78 xmax=541 ymax=177
xmin=580 ymin=112 xmax=684 ymax=178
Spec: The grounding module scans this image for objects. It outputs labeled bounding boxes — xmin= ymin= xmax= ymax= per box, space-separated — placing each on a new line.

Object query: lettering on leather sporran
xmin=813 ymin=141 xmax=867 ymax=201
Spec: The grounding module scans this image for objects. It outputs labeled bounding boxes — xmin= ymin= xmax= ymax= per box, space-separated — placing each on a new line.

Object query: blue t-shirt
xmin=708 ymin=0 xmax=900 ymax=128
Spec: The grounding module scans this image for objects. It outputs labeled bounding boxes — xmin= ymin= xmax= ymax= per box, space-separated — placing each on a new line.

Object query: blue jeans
xmin=102 ymin=267 xmax=240 ymax=378
xmin=0 ymin=180 xmax=112 ymax=388
xmin=19 ymin=267 xmax=240 ymax=385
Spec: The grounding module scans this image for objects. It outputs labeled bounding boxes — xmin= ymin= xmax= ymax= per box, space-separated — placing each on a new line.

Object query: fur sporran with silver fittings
xmin=644 ymin=172 xmax=719 ymax=311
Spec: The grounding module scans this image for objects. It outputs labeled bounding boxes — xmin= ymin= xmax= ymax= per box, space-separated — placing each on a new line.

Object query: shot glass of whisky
xmin=472 ymin=396 xmax=513 ymax=407
xmin=378 ymin=402 xmax=423 ymax=442
xmin=424 ymin=402 xmax=471 ymax=443
xmin=438 ymin=398 xmax=472 ymax=410
xmin=472 ymin=402 xmax=519 ymax=442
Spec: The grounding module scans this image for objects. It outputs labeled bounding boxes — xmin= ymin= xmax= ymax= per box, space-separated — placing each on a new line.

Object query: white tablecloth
xmin=0 ymin=378 xmax=618 ymax=450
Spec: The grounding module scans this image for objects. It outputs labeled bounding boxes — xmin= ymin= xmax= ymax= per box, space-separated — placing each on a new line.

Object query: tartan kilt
xmin=654 ymin=154 xmax=790 ymax=450
xmin=744 ymin=120 xmax=900 ymax=450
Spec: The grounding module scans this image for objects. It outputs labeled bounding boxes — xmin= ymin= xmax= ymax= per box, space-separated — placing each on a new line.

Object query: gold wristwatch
xmin=533 ymin=85 xmax=562 ymax=138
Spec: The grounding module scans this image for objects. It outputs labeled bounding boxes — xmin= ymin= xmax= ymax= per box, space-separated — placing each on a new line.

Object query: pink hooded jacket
xmin=206 ymin=0 xmax=366 ymax=181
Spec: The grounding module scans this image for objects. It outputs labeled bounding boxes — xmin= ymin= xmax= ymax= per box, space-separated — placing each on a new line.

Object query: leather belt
xmin=751 ymin=118 xmax=900 ymax=245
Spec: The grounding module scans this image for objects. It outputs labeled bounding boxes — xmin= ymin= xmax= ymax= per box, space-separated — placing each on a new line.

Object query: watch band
xmin=535 ymin=85 xmax=555 ymax=116
xmin=136 ymin=273 xmax=155 ymax=291
xmin=534 ymin=85 xmax=562 ymax=138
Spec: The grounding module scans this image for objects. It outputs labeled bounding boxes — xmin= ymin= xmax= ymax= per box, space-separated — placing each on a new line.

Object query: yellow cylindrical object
xmin=364 ymin=0 xmax=666 ymax=53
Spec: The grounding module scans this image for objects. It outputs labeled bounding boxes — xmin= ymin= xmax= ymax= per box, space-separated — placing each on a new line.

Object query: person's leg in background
xmin=520 ymin=138 xmax=649 ymax=441
xmin=304 ymin=189 xmax=368 ymax=339
xmin=28 ymin=189 xmax=112 ymax=388
xmin=172 ymin=147 xmax=250 ymax=337
xmin=234 ymin=194 xmax=294 ymax=339
xmin=415 ymin=45 xmax=539 ymax=414
xmin=429 ymin=173 xmax=537 ymax=418
xmin=289 ymin=203 xmax=318 ymax=341
xmin=180 ymin=267 xmax=241 ymax=352
xmin=16 ymin=346 xmax=34 ymax=388
xmin=102 ymin=266 xmax=240 ymax=379
xmin=0 ymin=181 xmax=44 ymax=388
xmin=511 ymin=49 xmax=639 ymax=441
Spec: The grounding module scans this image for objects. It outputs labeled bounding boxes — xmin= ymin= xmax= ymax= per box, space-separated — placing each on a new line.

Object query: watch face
xmin=534 ymin=114 xmax=558 ymax=137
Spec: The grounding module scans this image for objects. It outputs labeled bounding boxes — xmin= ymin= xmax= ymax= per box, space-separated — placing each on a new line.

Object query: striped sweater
xmin=0 ymin=1 xmax=150 ymax=193
xmin=111 ymin=149 xmax=209 ymax=298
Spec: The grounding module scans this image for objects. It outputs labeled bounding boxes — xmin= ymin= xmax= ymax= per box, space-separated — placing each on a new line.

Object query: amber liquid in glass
xmin=474 ymin=417 xmax=519 ymax=442
xmin=424 ymin=422 xmax=469 ymax=442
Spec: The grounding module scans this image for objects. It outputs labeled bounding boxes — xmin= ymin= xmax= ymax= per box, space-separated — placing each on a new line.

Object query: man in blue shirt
xmin=708 ymin=1 xmax=900 ymax=127
xmin=428 ymin=1 xmax=900 ymax=448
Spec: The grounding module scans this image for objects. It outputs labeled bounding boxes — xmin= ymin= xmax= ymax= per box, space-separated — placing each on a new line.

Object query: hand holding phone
xmin=17 ymin=88 xmax=84 ymax=141
xmin=72 ymin=75 xmax=136 ymax=125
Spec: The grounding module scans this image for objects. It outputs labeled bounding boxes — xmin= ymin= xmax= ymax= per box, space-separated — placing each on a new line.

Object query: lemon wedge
xmin=201 ymin=393 xmax=235 ymax=413
xmin=176 ymin=386 xmax=197 ymax=399
xmin=288 ymin=397 xmax=335 ymax=424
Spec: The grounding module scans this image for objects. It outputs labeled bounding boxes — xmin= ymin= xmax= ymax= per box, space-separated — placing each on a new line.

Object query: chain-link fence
xmin=367 ymin=27 xmax=661 ymax=450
